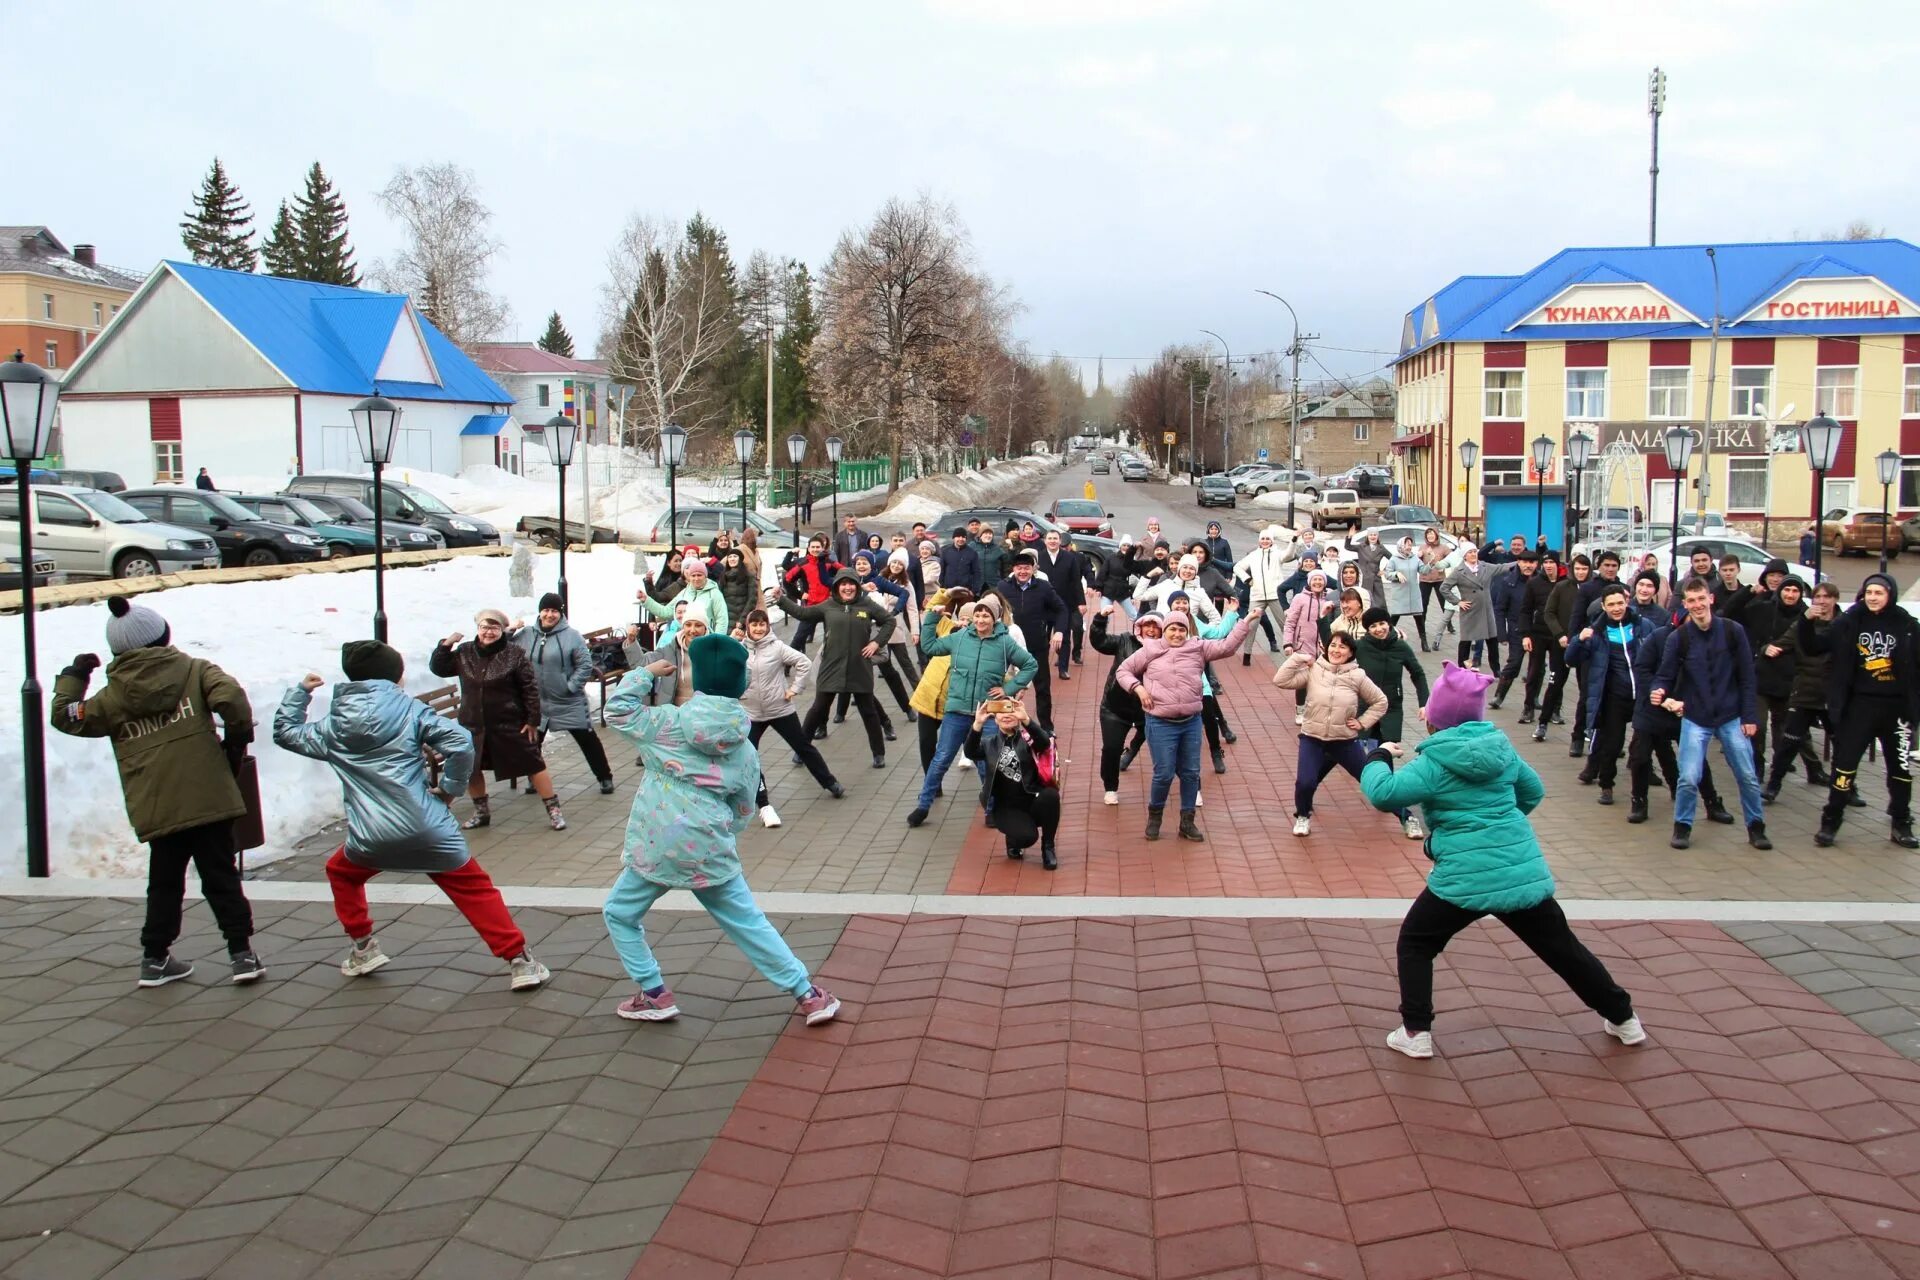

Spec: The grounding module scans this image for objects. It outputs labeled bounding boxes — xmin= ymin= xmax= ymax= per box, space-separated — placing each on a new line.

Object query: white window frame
xmin=153 ymin=442 xmax=183 ymax=484
xmin=1648 ymin=367 xmax=1691 ymax=419
xmin=1565 ymin=369 xmax=1607 ymax=419
xmin=1823 ymin=477 xmax=1855 ymax=511
xmin=1729 ymin=367 xmax=1772 ymax=419
xmin=1898 ymin=456 xmax=1920 ymax=509
xmin=1815 ymin=366 xmax=1859 ymax=419
xmin=40 ymin=293 xmax=53 ymax=320
xmin=1483 ymin=370 xmax=1524 ymax=420
xmin=42 ymin=342 xmax=57 ymax=368
xmin=1726 ymin=456 xmax=1770 ymax=512
xmin=1482 ymin=456 xmax=1524 ymax=488
xmin=91 ymin=301 xmax=103 ymax=326
xmin=1353 ymin=421 xmax=1370 ymax=442
xmin=536 ymin=383 xmax=550 ymax=407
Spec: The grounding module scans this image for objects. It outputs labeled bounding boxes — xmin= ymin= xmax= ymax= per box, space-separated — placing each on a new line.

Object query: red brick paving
xmin=945 ymin=647 xmax=1435 ymax=897
xmin=630 ymin=914 xmax=1920 ymax=1278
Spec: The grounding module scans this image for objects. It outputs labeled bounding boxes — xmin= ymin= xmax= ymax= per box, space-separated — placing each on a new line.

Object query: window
xmin=40 ymin=293 xmax=53 ymax=320
xmin=1907 ymin=367 xmax=1920 ymax=416
xmin=1823 ymin=478 xmax=1855 ymax=511
xmin=110 ymin=304 xmax=120 ymax=316
xmin=1483 ymin=370 xmax=1524 ymax=419
xmin=1901 ymin=457 xmax=1920 ymax=509
xmin=1648 ymin=367 xmax=1691 ymax=418
xmin=1565 ymin=369 xmax=1607 ymax=419
xmin=1353 ymin=422 xmax=1370 ymax=442
xmin=1482 ymin=457 xmax=1524 ymax=488
xmin=1730 ymin=367 xmax=1772 ymax=418
xmin=537 ymin=384 xmax=550 ymax=407
xmin=42 ymin=342 xmax=57 ymax=368
xmin=123 ymin=495 xmax=166 ymax=519
xmin=37 ymin=494 xmax=90 ymax=526
xmin=1815 ymin=366 xmax=1858 ymax=418
xmin=152 ymin=443 xmax=183 ymax=484
xmin=1727 ymin=456 xmax=1769 ymax=512
xmin=92 ymin=302 xmax=103 ymax=326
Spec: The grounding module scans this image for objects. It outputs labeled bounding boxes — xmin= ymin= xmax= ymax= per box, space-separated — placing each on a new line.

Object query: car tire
xmin=329 ymin=541 xmax=355 ymax=558
xmin=1254 ymin=487 xmax=1268 ymax=496
xmin=243 ymin=546 xmax=282 ymax=567
xmin=113 ymin=551 xmax=161 ymax=579
xmin=1830 ymin=535 xmax=1847 ymax=558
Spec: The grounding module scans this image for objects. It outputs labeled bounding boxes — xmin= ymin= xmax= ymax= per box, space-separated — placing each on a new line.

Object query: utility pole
xmin=1256 ymin=289 xmax=1315 ymax=529
xmin=1648 ymin=67 xmax=1666 ymax=247
xmin=1201 ymin=329 xmax=1230 ymax=472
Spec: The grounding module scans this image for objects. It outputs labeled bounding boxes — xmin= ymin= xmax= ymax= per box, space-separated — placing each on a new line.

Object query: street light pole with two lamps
xmin=543 ymin=414 xmax=578 ymax=612
xmin=1566 ymin=430 xmax=1595 ymax=550
xmin=1 ymin=350 xmax=62 ymax=878
xmin=348 ymin=395 xmax=402 ymax=644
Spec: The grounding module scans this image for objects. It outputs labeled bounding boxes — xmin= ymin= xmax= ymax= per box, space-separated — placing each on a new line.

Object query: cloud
xmin=926 ymin=0 xmax=1202 ymax=25
xmin=1382 ymin=88 xmax=1495 ymax=130
xmin=1058 ymin=52 xmax=1159 ymax=88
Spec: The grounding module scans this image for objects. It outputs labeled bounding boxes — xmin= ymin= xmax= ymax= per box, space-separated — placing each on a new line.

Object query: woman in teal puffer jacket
xmin=1360 ymin=662 xmax=1644 ymax=1061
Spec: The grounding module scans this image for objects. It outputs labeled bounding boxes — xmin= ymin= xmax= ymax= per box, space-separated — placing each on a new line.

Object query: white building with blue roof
xmin=54 ymin=261 xmax=516 ymax=485
xmin=1392 ymin=239 xmax=1920 ymax=538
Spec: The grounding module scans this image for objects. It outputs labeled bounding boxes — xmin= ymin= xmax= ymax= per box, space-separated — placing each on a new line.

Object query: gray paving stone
xmin=98 ymin=1235 xmax=242 ymax=1280
xmin=70 ymin=1190 xmax=178 ymax=1251
xmin=9 ymin=1230 xmax=125 ymax=1280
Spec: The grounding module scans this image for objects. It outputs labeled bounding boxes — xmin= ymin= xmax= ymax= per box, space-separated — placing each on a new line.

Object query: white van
xmin=0 ymin=485 xmax=221 ymax=579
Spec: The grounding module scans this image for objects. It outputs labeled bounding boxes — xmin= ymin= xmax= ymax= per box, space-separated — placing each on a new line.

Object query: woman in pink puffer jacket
xmin=1116 ymin=608 xmax=1256 ymax=842
xmin=1281 ymin=569 xmax=1334 ymax=723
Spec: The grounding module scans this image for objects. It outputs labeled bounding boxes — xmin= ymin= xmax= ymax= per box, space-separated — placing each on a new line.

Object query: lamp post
xmin=349 ymin=394 xmax=402 ymax=643
xmin=1663 ymin=424 xmax=1695 ymax=592
xmin=1878 ymin=447 xmax=1900 ymax=573
xmin=660 ymin=422 xmax=687 ymax=549
xmin=1458 ymin=439 xmax=1479 ymax=546
xmin=1566 ymin=430 xmax=1595 ymax=550
xmin=542 ymin=414 xmax=578 ymax=611
xmin=785 ymin=432 xmax=808 ymax=542
xmin=733 ymin=428 xmax=756 ymax=537
xmin=1255 ymin=290 xmax=1314 ymax=529
xmin=1 ymin=350 xmax=61 ymax=878
xmin=1530 ymin=434 xmax=1556 ymax=545
xmin=1201 ymin=329 xmax=1230 ymax=470
xmin=825 ymin=435 xmax=844 ymax=530
xmin=1801 ymin=413 xmax=1843 ymax=587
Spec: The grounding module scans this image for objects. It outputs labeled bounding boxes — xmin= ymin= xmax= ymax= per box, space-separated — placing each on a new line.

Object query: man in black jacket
xmin=1516 ymin=551 xmax=1559 ymax=726
xmin=1037 ymin=529 xmax=1090 ymax=675
xmin=832 ymin=515 xmax=868 ymax=566
xmin=998 ymin=551 xmax=1068 ymax=730
xmin=1808 ymin=572 xmax=1920 ymax=848
xmin=936 ymin=528 xmax=983 ymax=596
xmin=1728 ymin=560 xmax=1806 ymax=782
xmin=1489 ymin=548 xmax=1536 ymax=709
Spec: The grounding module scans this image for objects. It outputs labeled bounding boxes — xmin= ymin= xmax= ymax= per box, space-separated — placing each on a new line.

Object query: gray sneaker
xmin=138 ymin=954 xmax=193 ymax=988
xmin=229 ymin=951 xmax=265 ymax=985
xmin=508 ymin=954 xmax=551 ymax=991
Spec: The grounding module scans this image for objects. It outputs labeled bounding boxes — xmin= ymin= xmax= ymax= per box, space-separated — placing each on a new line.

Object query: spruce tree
xmin=774 ymin=260 xmax=819 ymax=430
xmin=291 ymin=162 xmax=359 ymax=286
xmin=260 ymin=201 xmax=299 ymax=277
xmin=537 ymin=312 xmax=575 ymax=357
xmin=180 ymin=158 xmax=258 ymax=271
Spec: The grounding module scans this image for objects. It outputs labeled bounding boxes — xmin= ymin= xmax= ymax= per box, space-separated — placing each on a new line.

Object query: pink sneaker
xmin=797 ymin=985 xmax=840 ymax=1026
xmin=616 ymin=988 xmax=679 ymax=1021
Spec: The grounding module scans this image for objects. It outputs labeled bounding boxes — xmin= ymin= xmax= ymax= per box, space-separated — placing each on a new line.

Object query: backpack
xmin=588 ymin=636 xmax=629 ymax=679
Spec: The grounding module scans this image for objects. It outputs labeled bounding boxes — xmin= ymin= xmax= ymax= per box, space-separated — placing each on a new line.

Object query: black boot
xmin=1895 ymin=821 xmax=1920 ymax=850
xmin=1241 ymin=653 xmax=1252 ymax=667
xmin=1760 ymin=776 xmax=1781 ymax=803
xmin=1119 ymin=742 xmax=1142 ymax=771
xmin=1569 ymin=740 xmax=1586 ymax=759
xmin=1179 ymin=811 xmax=1205 ymax=842
xmin=1041 ymin=840 xmax=1058 ymax=870
xmin=1490 ymin=676 xmax=1513 ymax=711
xmin=1211 ymin=749 xmax=1227 ymax=776
xmin=1627 ymin=795 xmax=1649 ymax=824
xmin=1748 ymin=821 xmax=1772 ymax=850
xmin=1703 ymin=797 xmax=1735 ymax=825
xmin=1145 ymin=806 xmax=1164 ymax=841
xmin=1670 ymin=822 xmax=1691 ymax=850
xmin=1221 ymin=723 xmax=1237 ymax=745
xmin=1517 ymin=708 xmax=1536 ymax=725
xmin=1805 ymin=761 xmax=1829 ymax=787
xmin=1005 ymin=840 xmax=1025 ymax=861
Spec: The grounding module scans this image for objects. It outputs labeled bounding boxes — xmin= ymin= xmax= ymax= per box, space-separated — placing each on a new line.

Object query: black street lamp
xmin=543 ymin=413 xmax=578 ymax=611
xmin=1878 ymin=447 xmax=1900 ymax=573
xmin=660 ymin=422 xmax=687 ymax=549
xmin=1530 ymin=434 xmax=1556 ymax=545
xmin=349 ymin=394 xmax=402 ymax=643
xmin=1801 ymin=413 xmax=1843 ymax=587
xmin=825 ymin=435 xmax=844 ymax=531
xmin=1566 ymin=430 xmax=1595 ymax=549
xmin=733 ymin=428 xmax=756 ymax=537
xmin=2 ymin=351 xmax=61 ymax=878
xmin=1457 ymin=438 xmax=1479 ymax=545
xmin=1663 ymin=424 xmax=1695 ymax=593
xmin=785 ymin=432 xmax=808 ymax=541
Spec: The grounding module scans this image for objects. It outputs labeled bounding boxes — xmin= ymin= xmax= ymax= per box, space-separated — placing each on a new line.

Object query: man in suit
xmin=1036 ymin=529 xmax=1090 ymax=677
xmin=997 ymin=551 xmax=1068 ymax=730
xmin=832 ymin=515 xmax=867 ymax=566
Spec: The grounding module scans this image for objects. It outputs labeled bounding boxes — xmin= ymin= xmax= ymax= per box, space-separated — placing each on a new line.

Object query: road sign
xmin=1162 ymin=431 xmax=1176 ymax=445
xmin=1257 ymin=448 xmax=1270 ymax=462
xmin=959 ymin=431 xmax=974 ymax=446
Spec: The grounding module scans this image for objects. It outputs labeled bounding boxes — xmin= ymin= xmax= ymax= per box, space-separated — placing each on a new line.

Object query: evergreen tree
xmin=537 ymin=311 xmax=575 ymax=357
xmin=774 ymin=260 xmax=819 ymax=430
xmin=260 ymin=201 xmax=299 ymax=277
xmin=679 ymin=213 xmax=746 ymax=437
xmin=180 ymin=158 xmax=257 ymax=271
xmin=291 ymin=162 xmax=359 ymax=286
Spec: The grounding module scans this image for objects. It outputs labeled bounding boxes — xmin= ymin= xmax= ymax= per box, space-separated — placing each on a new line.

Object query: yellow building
xmin=1393 ymin=240 xmax=1920 ymax=541
xmin=0 ymin=226 xmax=143 ymax=374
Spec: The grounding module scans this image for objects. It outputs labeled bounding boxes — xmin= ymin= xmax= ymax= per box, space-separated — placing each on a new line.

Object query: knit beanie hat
xmin=1262 ymin=525 xmax=1286 ymax=542
xmin=538 ymin=592 xmax=564 ymax=613
xmin=1361 ymin=606 xmax=1393 ymax=628
xmin=1178 ymin=554 xmax=1200 ymax=572
xmin=1425 ymin=662 xmax=1494 ymax=731
xmin=1862 ymin=572 xmax=1900 ymax=602
xmin=889 ymin=548 xmax=910 ymax=568
xmin=688 ymin=634 xmax=749 ymax=698
xmin=341 ymin=639 xmax=404 ymax=684
xmin=1166 ymin=590 xmax=1190 ymax=606
xmin=105 ymin=596 xmax=169 ymax=655
xmin=974 ymin=596 xmax=1003 ymax=621
xmin=1134 ymin=611 xmax=1165 ymax=634
xmin=474 ymin=607 xmax=509 ymax=629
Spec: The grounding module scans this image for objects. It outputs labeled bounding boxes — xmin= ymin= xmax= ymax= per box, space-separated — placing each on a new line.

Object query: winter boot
xmin=1145 ymin=806 xmax=1164 ymax=841
xmin=1805 ymin=761 xmax=1829 ymax=787
xmin=1703 ymin=797 xmax=1736 ymax=825
xmin=1627 ymin=795 xmax=1649 ymax=824
xmin=1760 ymin=774 xmax=1782 ymax=803
xmin=1119 ymin=742 xmax=1142 ymax=772
xmin=1670 ymin=822 xmax=1691 ymax=850
xmin=1748 ymin=821 xmax=1772 ymax=850
xmin=1491 ymin=676 xmax=1514 ymax=711
xmin=542 ymin=795 xmax=567 ymax=831
xmin=1221 ymin=722 xmax=1237 ymax=745
xmin=1894 ymin=820 xmax=1920 ymax=850
xmin=1517 ymin=706 xmax=1536 ymax=725
xmin=1178 ymin=812 xmax=1205 ymax=842
xmin=1041 ymin=840 xmax=1058 ymax=871
xmin=463 ymin=794 xmax=491 ymax=830
xmin=1211 ymin=748 xmax=1228 ymax=775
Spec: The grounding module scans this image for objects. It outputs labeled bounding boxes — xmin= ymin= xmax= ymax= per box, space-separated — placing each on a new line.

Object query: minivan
xmin=284 ymin=474 xmax=500 ymax=548
xmin=0 ymin=485 xmax=221 ymax=579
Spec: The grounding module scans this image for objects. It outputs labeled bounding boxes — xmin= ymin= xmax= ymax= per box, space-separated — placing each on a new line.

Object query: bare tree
xmin=598 ymin=213 xmax=740 ymax=458
xmin=372 ymin=163 xmax=509 ymax=349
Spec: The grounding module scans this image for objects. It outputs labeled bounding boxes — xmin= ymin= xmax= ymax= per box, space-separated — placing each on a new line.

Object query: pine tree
xmin=537 ymin=312 xmax=575 ymax=357
xmin=774 ymin=260 xmax=819 ymax=430
xmin=180 ymin=158 xmax=258 ymax=271
xmin=260 ymin=201 xmax=299 ymax=277
xmin=291 ymin=162 xmax=359 ymax=286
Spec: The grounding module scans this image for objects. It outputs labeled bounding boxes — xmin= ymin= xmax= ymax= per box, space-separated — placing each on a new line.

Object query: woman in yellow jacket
xmin=909 ymin=587 xmax=975 ymax=774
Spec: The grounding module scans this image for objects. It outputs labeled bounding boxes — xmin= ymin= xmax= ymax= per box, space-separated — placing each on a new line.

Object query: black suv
xmin=927 ymin=507 xmax=1119 ymax=578
xmin=284 ymin=474 xmax=500 ymax=548
xmin=120 ymin=487 xmax=330 ymax=567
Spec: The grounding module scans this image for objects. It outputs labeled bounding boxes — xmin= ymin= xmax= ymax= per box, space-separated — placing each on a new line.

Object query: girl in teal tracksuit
xmin=1360 ymin=662 xmax=1642 ymax=1060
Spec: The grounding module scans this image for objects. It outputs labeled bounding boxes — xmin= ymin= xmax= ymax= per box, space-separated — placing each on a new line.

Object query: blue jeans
xmin=1675 ymin=719 xmax=1763 ymax=827
xmin=917 ymin=711 xmax=987 ymax=810
xmin=602 ymin=868 xmax=811 ymax=997
xmin=1144 ymin=713 xmax=1202 ymax=811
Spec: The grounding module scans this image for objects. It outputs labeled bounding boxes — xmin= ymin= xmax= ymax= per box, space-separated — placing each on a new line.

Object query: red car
xmin=1046 ymin=498 xmax=1108 ymax=533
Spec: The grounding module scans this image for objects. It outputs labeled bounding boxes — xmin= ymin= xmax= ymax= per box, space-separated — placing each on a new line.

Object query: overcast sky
xmin=10 ymin=1 xmax=1913 ymax=383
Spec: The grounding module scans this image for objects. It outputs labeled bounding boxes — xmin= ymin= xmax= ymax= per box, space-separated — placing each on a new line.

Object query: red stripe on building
xmin=1483 ymin=423 xmax=1522 ymax=455
xmin=1563 ymin=340 xmax=1608 ymax=368
xmin=1483 ymin=342 xmax=1526 ymax=369
xmin=1731 ymin=337 xmax=1775 ymax=366
xmin=1906 ymin=335 xmax=1920 ymax=364
xmin=1817 ymin=337 xmax=1861 ymax=366
xmin=1827 ymin=421 xmax=1858 ymax=479
xmin=148 ymin=398 xmax=181 ymax=442
xmin=1648 ymin=339 xmax=1692 ymax=366
xmin=1899 ymin=422 xmax=1920 ymax=453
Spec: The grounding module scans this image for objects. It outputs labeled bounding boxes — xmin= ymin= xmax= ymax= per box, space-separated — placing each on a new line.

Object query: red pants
xmin=324 ymin=848 xmax=526 ymax=960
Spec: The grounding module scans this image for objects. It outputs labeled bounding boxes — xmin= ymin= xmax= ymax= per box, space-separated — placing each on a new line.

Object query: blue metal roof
xmin=459 ymin=413 xmax=511 ymax=437
xmin=164 ymin=261 xmax=510 ymax=404
xmin=1398 ymin=239 xmax=1920 ymax=359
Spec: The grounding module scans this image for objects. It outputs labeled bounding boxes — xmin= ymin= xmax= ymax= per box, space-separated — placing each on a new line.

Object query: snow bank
xmin=3 ymin=546 xmax=654 ymax=878
xmin=876 ymin=457 xmax=1059 ymax=523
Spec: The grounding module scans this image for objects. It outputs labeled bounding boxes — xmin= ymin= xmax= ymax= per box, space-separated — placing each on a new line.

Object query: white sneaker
xmin=1292 ymin=814 xmax=1311 ymax=837
xmin=508 ymin=954 xmax=551 ymax=991
xmin=760 ymin=804 xmax=782 ymax=828
xmin=1195 ymin=790 xmax=1204 ymax=808
xmin=1403 ymin=815 xmax=1425 ymax=840
xmin=1387 ymin=1026 xmax=1434 ymax=1059
xmin=1103 ymin=791 xmax=1119 ymax=806
xmin=1604 ymin=1016 xmax=1648 ymax=1046
xmin=341 ymin=937 xmax=390 ymax=977
xmin=1295 ymin=711 xmax=1305 ymax=726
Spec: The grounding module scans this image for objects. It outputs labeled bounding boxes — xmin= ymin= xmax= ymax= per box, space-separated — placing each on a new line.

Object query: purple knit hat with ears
xmin=1425 ymin=661 xmax=1495 ymax=731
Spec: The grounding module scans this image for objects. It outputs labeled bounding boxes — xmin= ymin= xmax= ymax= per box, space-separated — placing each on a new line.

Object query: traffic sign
xmin=1162 ymin=431 xmax=1176 ymax=445
xmin=1256 ymin=448 xmax=1269 ymax=462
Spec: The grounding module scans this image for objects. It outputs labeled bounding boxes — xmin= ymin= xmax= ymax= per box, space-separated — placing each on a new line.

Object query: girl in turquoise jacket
xmin=1360 ymin=662 xmax=1643 ymax=1061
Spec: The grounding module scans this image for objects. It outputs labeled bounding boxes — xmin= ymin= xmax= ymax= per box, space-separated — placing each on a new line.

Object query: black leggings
xmin=804 ymin=688 xmax=885 ymax=756
xmin=1455 ymin=639 xmax=1501 ymax=671
xmin=1202 ymin=693 xmax=1226 ymax=753
xmin=837 ymin=657 xmax=911 ymax=719
xmin=143 ymin=821 xmax=254 ymax=959
xmin=995 ymin=788 xmax=1061 ymax=852
xmin=1396 ymin=889 xmax=1632 ymax=1034
xmin=749 ymin=714 xmax=839 ymax=807
xmin=539 ymin=727 xmax=612 ymax=783
xmin=1397 ymin=612 xmax=1428 ymax=646
xmin=1823 ymin=700 xmax=1913 ymax=828
xmin=1100 ymin=709 xmax=1142 ymax=791
xmin=918 ymin=711 xmax=942 ymax=772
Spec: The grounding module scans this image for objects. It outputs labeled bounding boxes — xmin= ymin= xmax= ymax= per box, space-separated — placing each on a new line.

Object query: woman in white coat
xmin=1381 ymin=537 xmax=1428 ymax=650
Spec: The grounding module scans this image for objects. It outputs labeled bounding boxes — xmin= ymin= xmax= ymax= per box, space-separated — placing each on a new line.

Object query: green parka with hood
xmin=777 ymin=569 xmax=891 ymax=694
xmin=919 ymin=604 xmax=1039 ymax=715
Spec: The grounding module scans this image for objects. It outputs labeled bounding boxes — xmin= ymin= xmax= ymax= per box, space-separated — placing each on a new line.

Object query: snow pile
xmin=3 ymin=546 xmax=654 ymax=879
xmin=877 ymin=456 xmax=1060 ymax=523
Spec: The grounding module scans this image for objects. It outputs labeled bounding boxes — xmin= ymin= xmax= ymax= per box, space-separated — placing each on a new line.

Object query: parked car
xmin=1378 ymin=504 xmax=1442 ymax=527
xmin=1901 ymin=513 xmax=1920 ymax=552
xmin=1313 ymin=488 xmax=1364 ymax=529
xmin=632 ymin=504 xmax=801 ymax=549
xmin=283 ymin=474 xmax=500 ymax=548
xmin=0 ymin=555 xmax=61 ymax=591
xmin=1089 ymin=456 xmax=1110 ymax=475
xmin=1196 ymin=475 xmax=1237 ymax=508
xmin=1331 ymin=466 xmax=1392 ymax=500
xmin=1584 ymin=505 xmax=1639 ymax=542
xmin=120 ymin=487 xmax=330 ymax=567
xmin=1572 ymin=535 xmax=1822 ymax=591
xmin=1119 ymin=457 xmax=1151 ymax=483
xmin=1818 ymin=508 xmax=1901 ymax=557
xmin=1047 ymin=498 xmax=1110 ymax=532
xmin=516 ymin=514 xmax=619 ymax=548
xmin=1345 ymin=525 xmax=1458 ymax=558
xmin=0 ymin=484 xmax=221 ymax=579
xmin=291 ymin=492 xmax=446 ymax=550
xmin=1233 ymin=467 xmax=1306 ymax=497
xmin=926 ymin=507 xmax=1118 ymax=579
xmin=53 ymin=469 xmax=127 ymax=493
xmin=227 ymin=493 xmax=401 ymax=557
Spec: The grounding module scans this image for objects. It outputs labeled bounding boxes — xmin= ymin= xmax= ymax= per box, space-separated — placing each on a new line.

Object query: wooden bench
xmin=415 ymin=684 xmax=462 ymax=790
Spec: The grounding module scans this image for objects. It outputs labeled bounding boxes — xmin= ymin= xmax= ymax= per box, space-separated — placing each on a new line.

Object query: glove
xmin=63 ymin=653 xmax=102 ymax=681
xmin=1363 ymin=746 xmax=1395 ymax=771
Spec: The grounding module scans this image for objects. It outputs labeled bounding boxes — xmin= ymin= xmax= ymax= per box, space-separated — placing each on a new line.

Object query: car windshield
xmin=279 ymin=496 xmax=332 ymax=523
xmin=329 ymin=495 xmax=376 ymax=520
xmin=1055 ymin=500 xmax=1103 ymax=515
xmin=396 ymin=484 xmax=453 ymax=515
xmin=199 ymin=492 xmax=260 ymax=522
xmin=74 ymin=490 xmax=149 ymax=523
